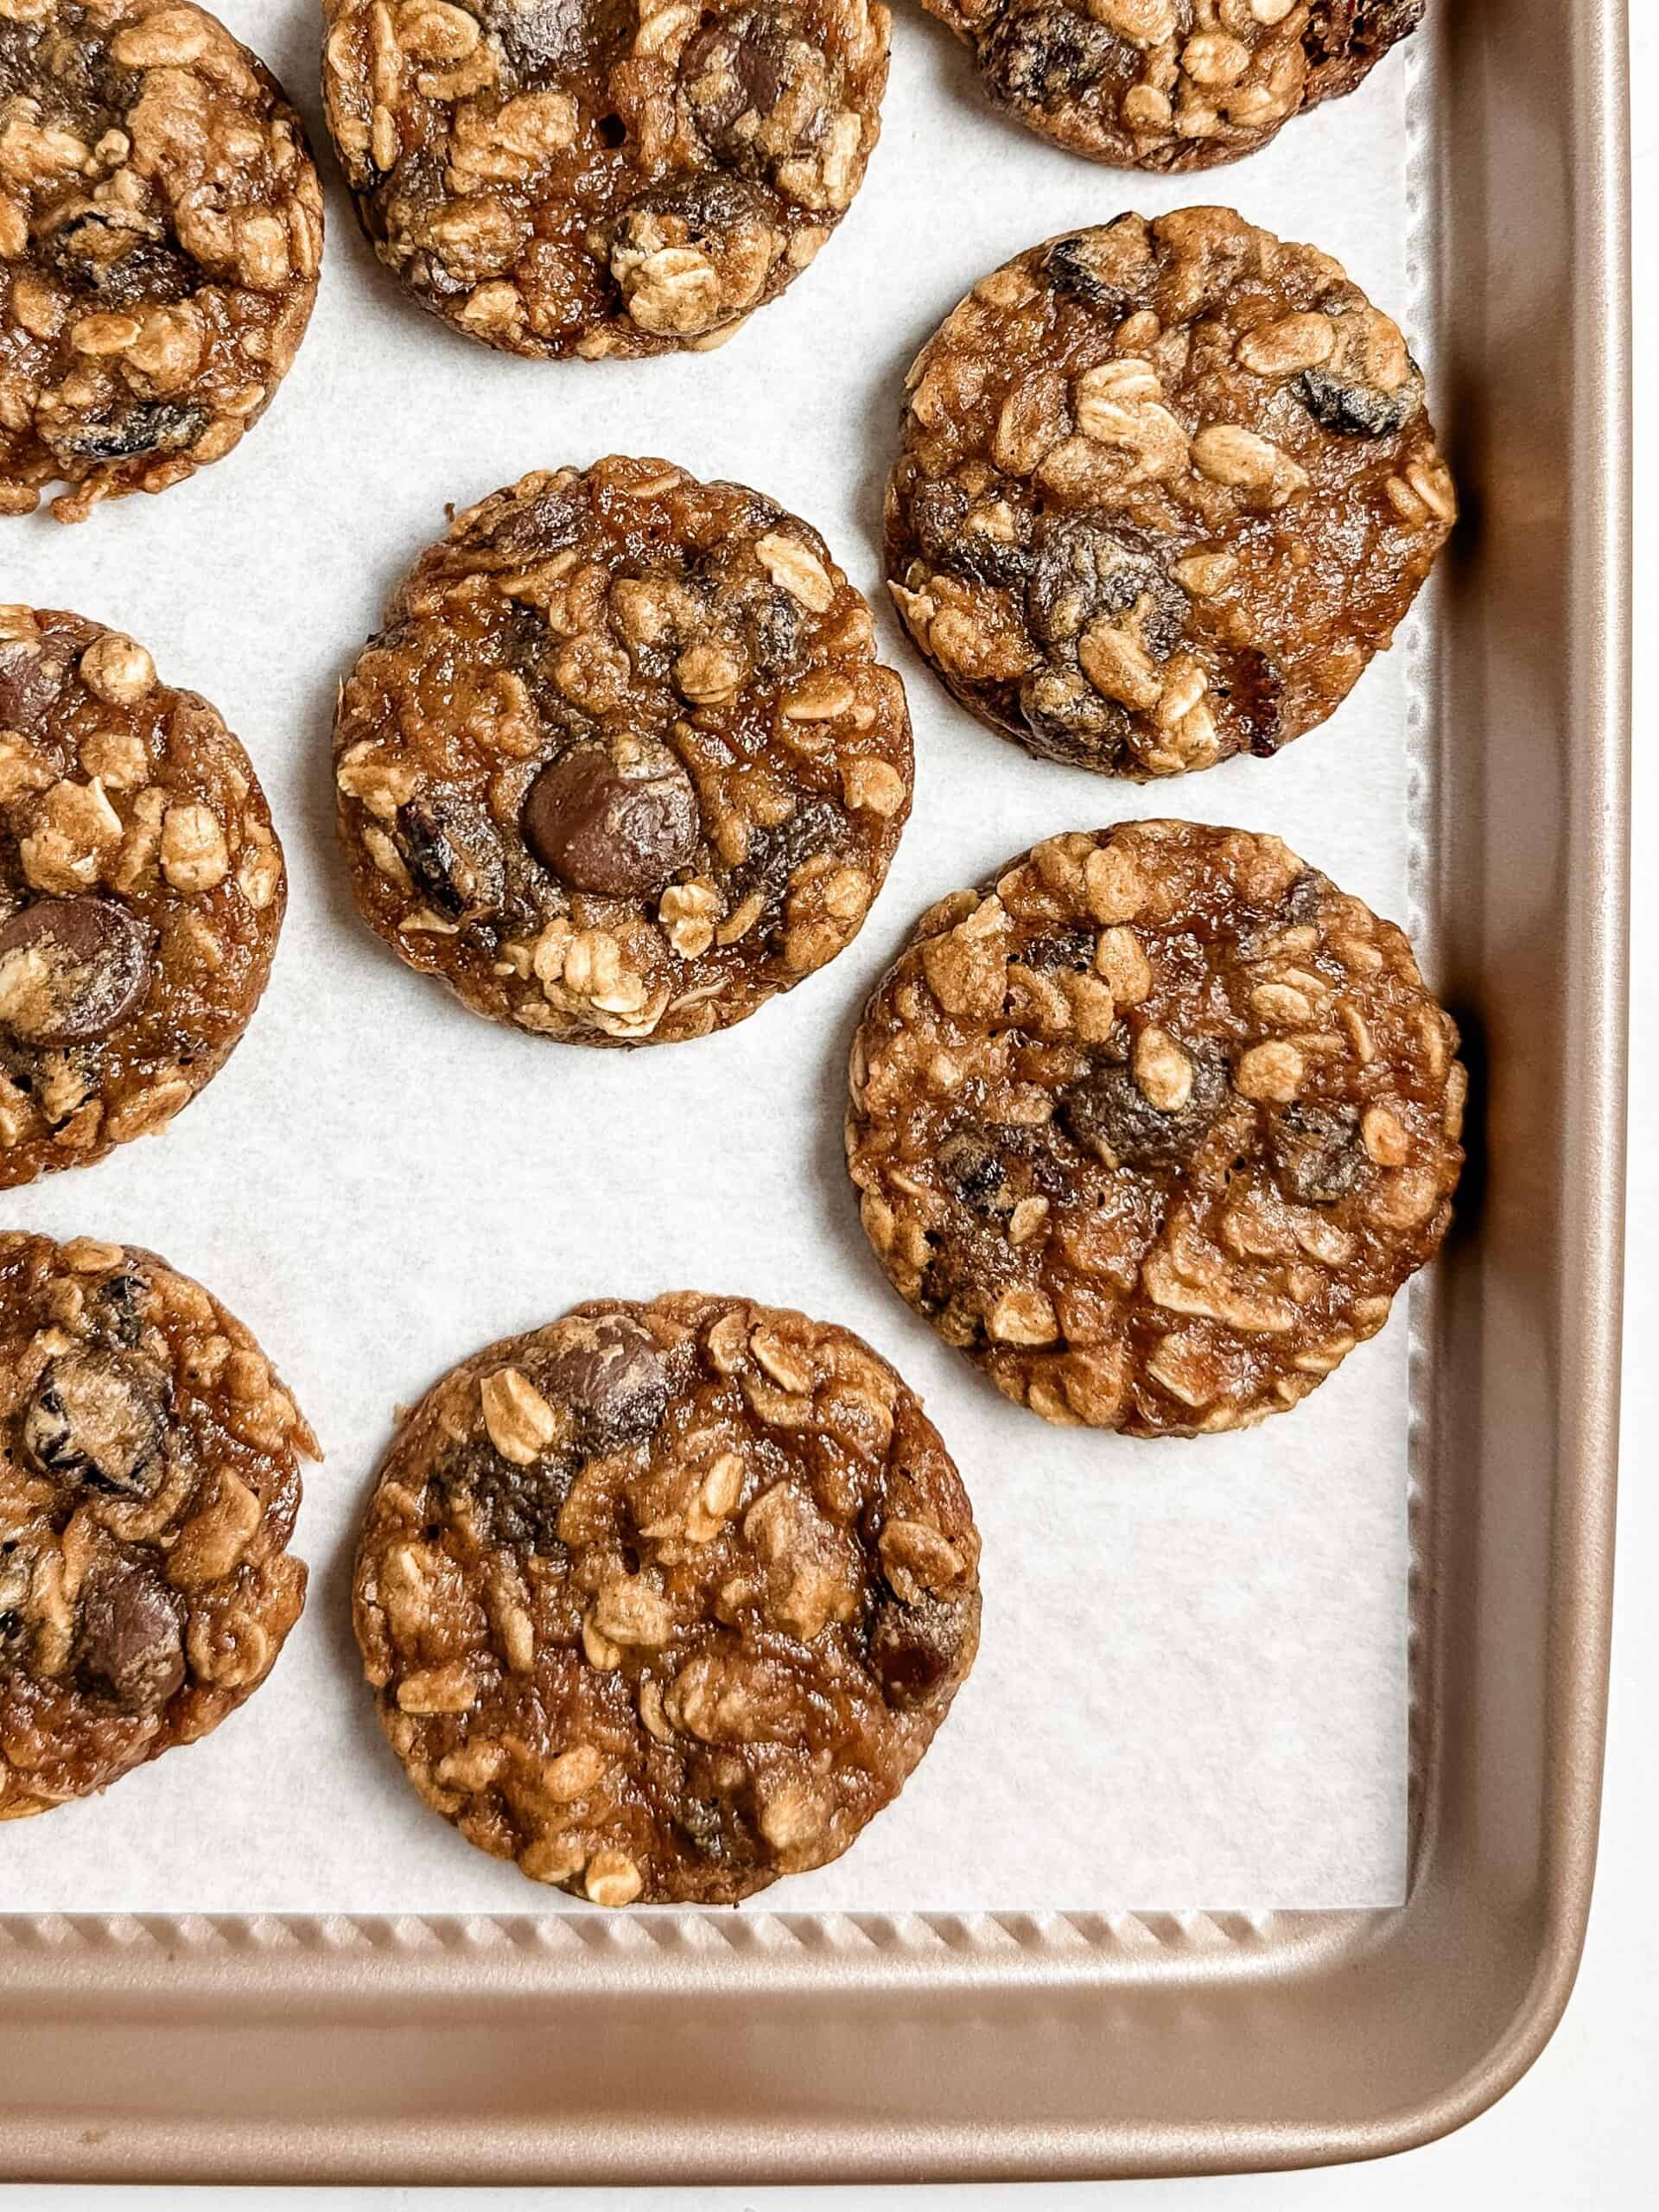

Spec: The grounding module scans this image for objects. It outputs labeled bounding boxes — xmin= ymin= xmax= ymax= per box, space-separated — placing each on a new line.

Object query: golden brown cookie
xmin=885 ymin=210 xmax=1454 ymax=779
xmin=353 ymin=1294 xmax=981 ymax=1904
xmin=920 ymin=0 xmax=1422 ymax=171
xmin=334 ymin=457 xmax=912 ymax=1046
xmin=319 ymin=0 xmax=889 ymax=358
xmin=0 ymin=1 xmax=323 ymax=523
xmin=1 ymin=607 xmax=285 ymax=1189
xmin=0 ymin=1233 xmax=315 ymax=1821
xmin=846 ymin=823 xmax=1465 ymax=1434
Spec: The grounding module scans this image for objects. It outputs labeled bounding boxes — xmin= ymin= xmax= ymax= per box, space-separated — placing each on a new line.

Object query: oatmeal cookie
xmin=922 ymin=0 xmax=1422 ymax=171
xmin=885 ymin=209 xmax=1454 ymax=779
xmin=0 ymin=0 xmax=323 ymax=524
xmin=0 ymin=1233 xmax=315 ymax=1820
xmin=353 ymin=1294 xmax=980 ymax=1904
xmin=846 ymin=823 xmax=1465 ymax=1434
xmin=0 ymin=607 xmax=286 ymax=1188
xmin=319 ymin=0 xmax=889 ymax=359
xmin=334 ymin=457 xmax=912 ymax=1045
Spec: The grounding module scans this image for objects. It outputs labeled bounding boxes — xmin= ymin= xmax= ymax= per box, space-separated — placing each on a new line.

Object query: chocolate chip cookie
xmin=334 ymin=457 xmax=912 ymax=1045
xmin=0 ymin=1 xmax=323 ymax=524
xmin=0 ymin=1233 xmax=315 ymax=1821
xmin=885 ymin=209 xmax=1454 ymax=779
xmin=846 ymin=823 xmax=1465 ymax=1435
xmin=319 ymin=0 xmax=889 ymax=359
xmin=353 ymin=1294 xmax=980 ymax=1904
xmin=0 ymin=607 xmax=286 ymax=1188
xmin=923 ymin=0 xmax=1422 ymax=171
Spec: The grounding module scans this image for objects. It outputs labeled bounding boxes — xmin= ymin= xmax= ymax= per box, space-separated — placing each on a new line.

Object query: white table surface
xmin=10 ymin=13 xmax=1656 ymax=2208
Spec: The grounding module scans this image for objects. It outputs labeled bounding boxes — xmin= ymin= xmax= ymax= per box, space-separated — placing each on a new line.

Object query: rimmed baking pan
xmin=0 ymin=0 xmax=1629 ymax=2182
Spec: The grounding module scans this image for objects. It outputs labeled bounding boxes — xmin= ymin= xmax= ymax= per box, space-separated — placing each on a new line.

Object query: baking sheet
xmin=0 ymin=2 xmax=1434 ymax=1912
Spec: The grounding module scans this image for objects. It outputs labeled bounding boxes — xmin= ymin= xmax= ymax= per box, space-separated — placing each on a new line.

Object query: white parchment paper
xmin=0 ymin=3 xmax=1436 ymax=1912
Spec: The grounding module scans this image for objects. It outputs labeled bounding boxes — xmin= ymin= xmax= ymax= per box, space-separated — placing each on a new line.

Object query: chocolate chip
xmin=47 ymin=210 xmax=194 ymax=307
xmin=1220 ymin=645 xmax=1286 ymax=756
xmin=613 ymin=171 xmax=767 ymax=260
xmin=1297 ymin=363 xmax=1421 ymax=438
xmin=0 ymin=632 xmax=75 ymax=732
xmin=910 ymin=478 xmax=1033 ymax=589
xmin=937 ymin=1126 xmax=1014 ymax=1217
xmin=1021 ymin=927 xmax=1097 ymax=972
xmin=523 ymin=740 xmax=699 ymax=896
xmin=1026 ymin=513 xmax=1185 ymax=654
xmin=22 ymin=1352 xmax=167 ymax=1498
xmin=1303 ymin=0 xmax=1425 ymax=102
xmin=475 ymin=0 xmax=631 ymax=70
xmin=0 ymin=897 xmax=153 ymax=1048
xmin=745 ymin=588 xmax=806 ymax=679
xmin=55 ymin=400 xmax=207 ymax=463
xmin=1041 ymin=226 xmax=1137 ymax=312
xmin=477 ymin=477 xmax=588 ymax=562
xmin=445 ymin=1437 xmax=574 ymax=1553
xmin=1268 ymin=1103 xmax=1365 ymax=1203
xmin=981 ymin=5 xmax=1121 ymax=115
xmin=1060 ymin=1042 xmax=1230 ymax=1171
xmin=1237 ymin=866 xmax=1330 ymax=957
xmin=1018 ymin=666 xmax=1131 ymax=766
xmin=675 ymin=1748 xmax=764 ymax=1868
xmin=395 ymin=796 xmax=505 ymax=922
xmin=93 ymin=1271 xmax=148 ymax=1351
xmin=734 ymin=791 xmax=844 ymax=923
xmin=868 ymin=1592 xmax=963 ymax=1711
xmin=76 ymin=1567 xmax=185 ymax=1712
xmin=539 ymin=1318 xmax=670 ymax=1449
xmin=681 ymin=11 xmax=791 ymax=162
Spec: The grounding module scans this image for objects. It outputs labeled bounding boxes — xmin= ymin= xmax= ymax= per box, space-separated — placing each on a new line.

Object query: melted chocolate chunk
xmin=523 ymin=741 xmax=700 ymax=897
xmin=22 ymin=1351 xmax=167 ymax=1499
xmin=1060 ymin=1039 xmax=1230 ymax=1172
xmin=0 ymin=898 xmax=153 ymax=1048
xmin=76 ymin=1567 xmax=186 ymax=1712
xmin=0 ymin=632 xmax=75 ymax=730
xmin=1269 ymin=1103 xmax=1365 ymax=1203
xmin=540 ymin=1316 xmax=671 ymax=1449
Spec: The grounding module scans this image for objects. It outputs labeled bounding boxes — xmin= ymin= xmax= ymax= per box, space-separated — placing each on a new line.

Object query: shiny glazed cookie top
xmin=320 ymin=0 xmax=890 ymax=357
xmin=353 ymin=1294 xmax=981 ymax=1904
xmin=0 ymin=607 xmax=285 ymax=1189
xmin=885 ymin=209 xmax=1454 ymax=779
xmin=0 ymin=1233 xmax=315 ymax=1821
xmin=334 ymin=457 xmax=912 ymax=1046
xmin=919 ymin=0 xmax=1423 ymax=171
xmin=0 ymin=0 xmax=323 ymax=522
xmin=846 ymin=823 xmax=1465 ymax=1435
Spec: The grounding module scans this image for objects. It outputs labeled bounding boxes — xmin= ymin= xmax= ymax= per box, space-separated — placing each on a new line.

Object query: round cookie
xmin=0 ymin=1233 xmax=315 ymax=1821
xmin=919 ymin=0 xmax=1423 ymax=172
xmin=353 ymin=1294 xmax=981 ymax=1904
xmin=846 ymin=823 xmax=1465 ymax=1435
xmin=0 ymin=607 xmax=286 ymax=1189
xmin=334 ymin=457 xmax=912 ymax=1046
xmin=0 ymin=0 xmax=323 ymax=524
xmin=319 ymin=0 xmax=889 ymax=359
xmin=885 ymin=209 xmax=1454 ymax=779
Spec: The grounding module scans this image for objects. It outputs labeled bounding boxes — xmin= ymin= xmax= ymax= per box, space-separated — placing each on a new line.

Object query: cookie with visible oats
xmin=0 ymin=0 xmax=323 ymax=524
xmin=885 ymin=208 xmax=1454 ymax=779
xmin=922 ymin=0 xmax=1422 ymax=171
xmin=334 ymin=457 xmax=912 ymax=1046
xmin=353 ymin=1294 xmax=981 ymax=1905
xmin=846 ymin=823 xmax=1465 ymax=1435
xmin=319 ymin=0 xmax=889 ymax=359
xmin=0 ymin=607 xmax=285 ymax=1190
xmin=0 ymin=1233 xmax=315 ymax=1821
